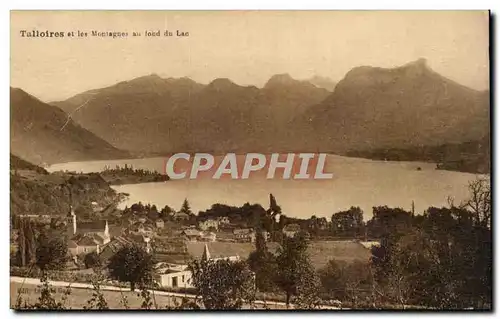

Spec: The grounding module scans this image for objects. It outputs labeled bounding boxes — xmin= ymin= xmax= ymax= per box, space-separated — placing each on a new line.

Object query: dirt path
xmin=11 ymin=276 xmax=340 ymax=310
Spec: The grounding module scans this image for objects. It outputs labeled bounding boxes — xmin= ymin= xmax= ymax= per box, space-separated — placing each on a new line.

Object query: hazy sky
xmin=11 ymin=11 xmax=489 ymax=102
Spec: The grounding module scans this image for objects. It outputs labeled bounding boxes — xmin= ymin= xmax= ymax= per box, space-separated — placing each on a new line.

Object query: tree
xmin=32 ymin=272 xmax=71 ymax=309
xmin=16 ymin=218 xmax=37 ymax=267
xmin=319 ymin=259 xmax=346 ymax=299
xmin=189 ymin=258 xmax=256 ymax=309
xmin=180 ymin=198 xmax=192 ymax=216
xmin=320 ymin=258 xmax=375 ymax=307
xmin=266 ymin=193 xmax=282 ymax=231
xmin=159 ymin=205 xmax=174 ymax=220
xmin=293 ymin=268 xmax=322 ymax=309
xmin=371 ymin=192 xmax=492 ymax=310
xmin=331 ymin=207 xmax=364 ymax=238
xmin=84 ymin=251 xmax=102 ymax=269
xmin=84 ymin=272 xmax=109 ymax=310
xmin=309 ymin=215 xmax=328 ymax=236
xmin=108 ymin=244 xmax=154 ymax=291
xmin=247 ymin=230 xmax=277 ymax=292
xmin=461 ymin=177 xmax=491 ymax=228
xmin=275 ymin=233 xmax=321 ymax=308
xmin=35 ymin=233 xmax=67 ymax=271
xmin=367 ymin=206 xmax=412 ymax=240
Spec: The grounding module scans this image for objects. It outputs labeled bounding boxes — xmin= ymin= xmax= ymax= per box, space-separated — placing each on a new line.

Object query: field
xmin=187 ymin=240 xmax=371 ymax=269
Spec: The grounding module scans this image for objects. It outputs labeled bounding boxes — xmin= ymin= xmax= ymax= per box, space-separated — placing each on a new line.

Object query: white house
xmin=154 ymin=263 xmax=193 ymax=289
xmin=198 ymin=219 xmax=219 ymax=231
xmin=233 ymin=228 xmax=256 ymax=243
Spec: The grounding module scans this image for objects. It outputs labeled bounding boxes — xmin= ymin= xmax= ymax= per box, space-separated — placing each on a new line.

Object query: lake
xmin=47 ymin=155 xmax=481 ymax=220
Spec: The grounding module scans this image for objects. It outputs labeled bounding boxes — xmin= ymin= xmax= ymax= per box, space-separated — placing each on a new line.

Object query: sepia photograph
xmin=9 ymin=10 xmax=491 ymax=310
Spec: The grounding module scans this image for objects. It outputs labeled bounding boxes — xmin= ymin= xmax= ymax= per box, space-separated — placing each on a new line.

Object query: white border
xmin=3 ymin=1 xmax=498 ymax=318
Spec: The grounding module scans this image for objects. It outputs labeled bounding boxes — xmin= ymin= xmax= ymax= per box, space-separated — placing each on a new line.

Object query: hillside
xmin=298 ymin=58 xmax=490 ymax=152
xmin=10 ymin=156 xmax=119 ymax=217
xmin=11 ymin=88 xmax=129 ymax=165
xmin=10 ymin=153 xmax=48 ymax=174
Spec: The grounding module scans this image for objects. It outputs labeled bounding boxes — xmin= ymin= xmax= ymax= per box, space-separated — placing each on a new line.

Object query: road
xmin=11 ymin=276 xmax=341 ymax=310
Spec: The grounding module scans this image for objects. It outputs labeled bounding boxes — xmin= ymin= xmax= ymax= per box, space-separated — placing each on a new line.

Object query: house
xmin=199 ymin=231 xmax=216 ymax=242
xmin=173 ymin=212 xmax=190 ymax=221
xmin=154 ymin=245 xmax=240 ymax=288
xmin=66 ymin=208 xmax=111 ymax=255
xmin=99 ymin=235 xmax=152 ymax=263
xmin=261 ymin=231 xmax=270 ymax=242
xmin=233 ymin=228 xmax=256 ymax=243
xmin=155 ymin=219 xmax=165 ymax=229
xmin=181 ymin=229 xmax=201 ymax=241
xmin=217 ymin=217 xmax=230 ymax=225
xmin=99 ymin=236 xmax=134 ymax=263
xmin=68 ymin=234 xmax=103 ymax=256
xmin=128 ymin=221 xmax=154 ymax=237
xmin=199 ymin=243 xmax=240 ymax=262
xmin=154 ymin=266 xmax=193 ymax=289
xmin=283 ymin=223 xmax=301 ymax=238
xmin=198 ymin=219 xmax=219 ymax=231
xmin=66 ymin=205 xmax=111 ymax=241
xmin=359 ymin=240 xmax=381 ymax=250
xmin=91 ymin=202 xmax=103 ymax=213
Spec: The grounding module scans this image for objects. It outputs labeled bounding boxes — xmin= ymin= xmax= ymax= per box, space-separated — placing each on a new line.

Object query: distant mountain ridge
xmin=11 ymin=88 xmax=129 ymax=165
xmin=48 ymin=59 xmax=489 ymax=163
xmin=53 ymin=73 xmax=330 ymax=154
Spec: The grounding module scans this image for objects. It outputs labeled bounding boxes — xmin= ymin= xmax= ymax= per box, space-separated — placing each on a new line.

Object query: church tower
xmin=202 ymin=243 xmax=211 ymax=261
xmin=104 ymin=220 xmax=109 ymax=237
xmin=67 ymin=204 xmax=76 ymax=235
xmin=72 ymin=212 xmax=77 ymax=235
xmin=65 ymin=186 xmax=76 ymax=235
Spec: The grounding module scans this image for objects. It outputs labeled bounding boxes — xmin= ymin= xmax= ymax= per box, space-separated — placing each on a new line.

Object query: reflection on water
xmin=48 ymin=155 xmax=480 ymax=219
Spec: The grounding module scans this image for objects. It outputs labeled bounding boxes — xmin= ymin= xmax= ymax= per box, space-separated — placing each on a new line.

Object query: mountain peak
xmin=207 ymin=78 xmax=238 ymax=90
xmin=131 ymin=73 xmax=163 ymax=82
xmin=400 ymin=58 xmax=431 ymax=73
xmin=344 ymin=58 xmax=432 ymax=82
xmin=264 ymin=73 xmax=297 ymax=88
xmin=404 ymin=58 xmax=428 ymax=68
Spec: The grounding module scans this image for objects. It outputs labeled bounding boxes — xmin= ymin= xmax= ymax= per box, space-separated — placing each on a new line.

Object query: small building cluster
xmin=67 ymin=206 xmax=111 ymax=256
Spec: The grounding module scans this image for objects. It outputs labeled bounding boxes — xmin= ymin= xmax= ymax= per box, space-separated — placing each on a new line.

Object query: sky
xmin=11 ymin=11 xmax=490 ymax=102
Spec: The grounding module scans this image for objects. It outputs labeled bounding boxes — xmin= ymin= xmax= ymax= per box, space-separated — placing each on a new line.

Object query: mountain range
xmin=52 ymin=72 xmax=331 ymax=153
xmin=11 ymin=59 xmax=489 ymax=166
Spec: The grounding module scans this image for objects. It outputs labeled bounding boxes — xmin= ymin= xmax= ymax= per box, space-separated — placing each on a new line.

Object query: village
xmin=11 ymin=195 xmax=377 ymax=292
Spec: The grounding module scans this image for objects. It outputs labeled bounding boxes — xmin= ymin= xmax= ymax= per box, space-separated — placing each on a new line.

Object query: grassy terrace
xmin=186 ymin=240 xmax=371 ymax=270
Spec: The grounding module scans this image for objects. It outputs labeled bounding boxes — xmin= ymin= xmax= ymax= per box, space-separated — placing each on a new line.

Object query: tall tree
xmin=275 ymin=232 xmax=321 ymax=308
xmin=35 ymin=233 xmax=67 ymax=271
xmin=179 ymin=198 xmax=192 ymax=215
xmin=247 ymin=230 xmax=277 ymax=292
xmin=108 ymin=244 xmax=154 ymax=291
xmin=16 ymin=218 xmax=37 ymax=267
xmin=267 ymin=193 xmax=282 ymax=231
xmin=331 ymin=206 xmax=364 ymax=238
xmin=189 ymin=258 xmax=256 ymax=309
